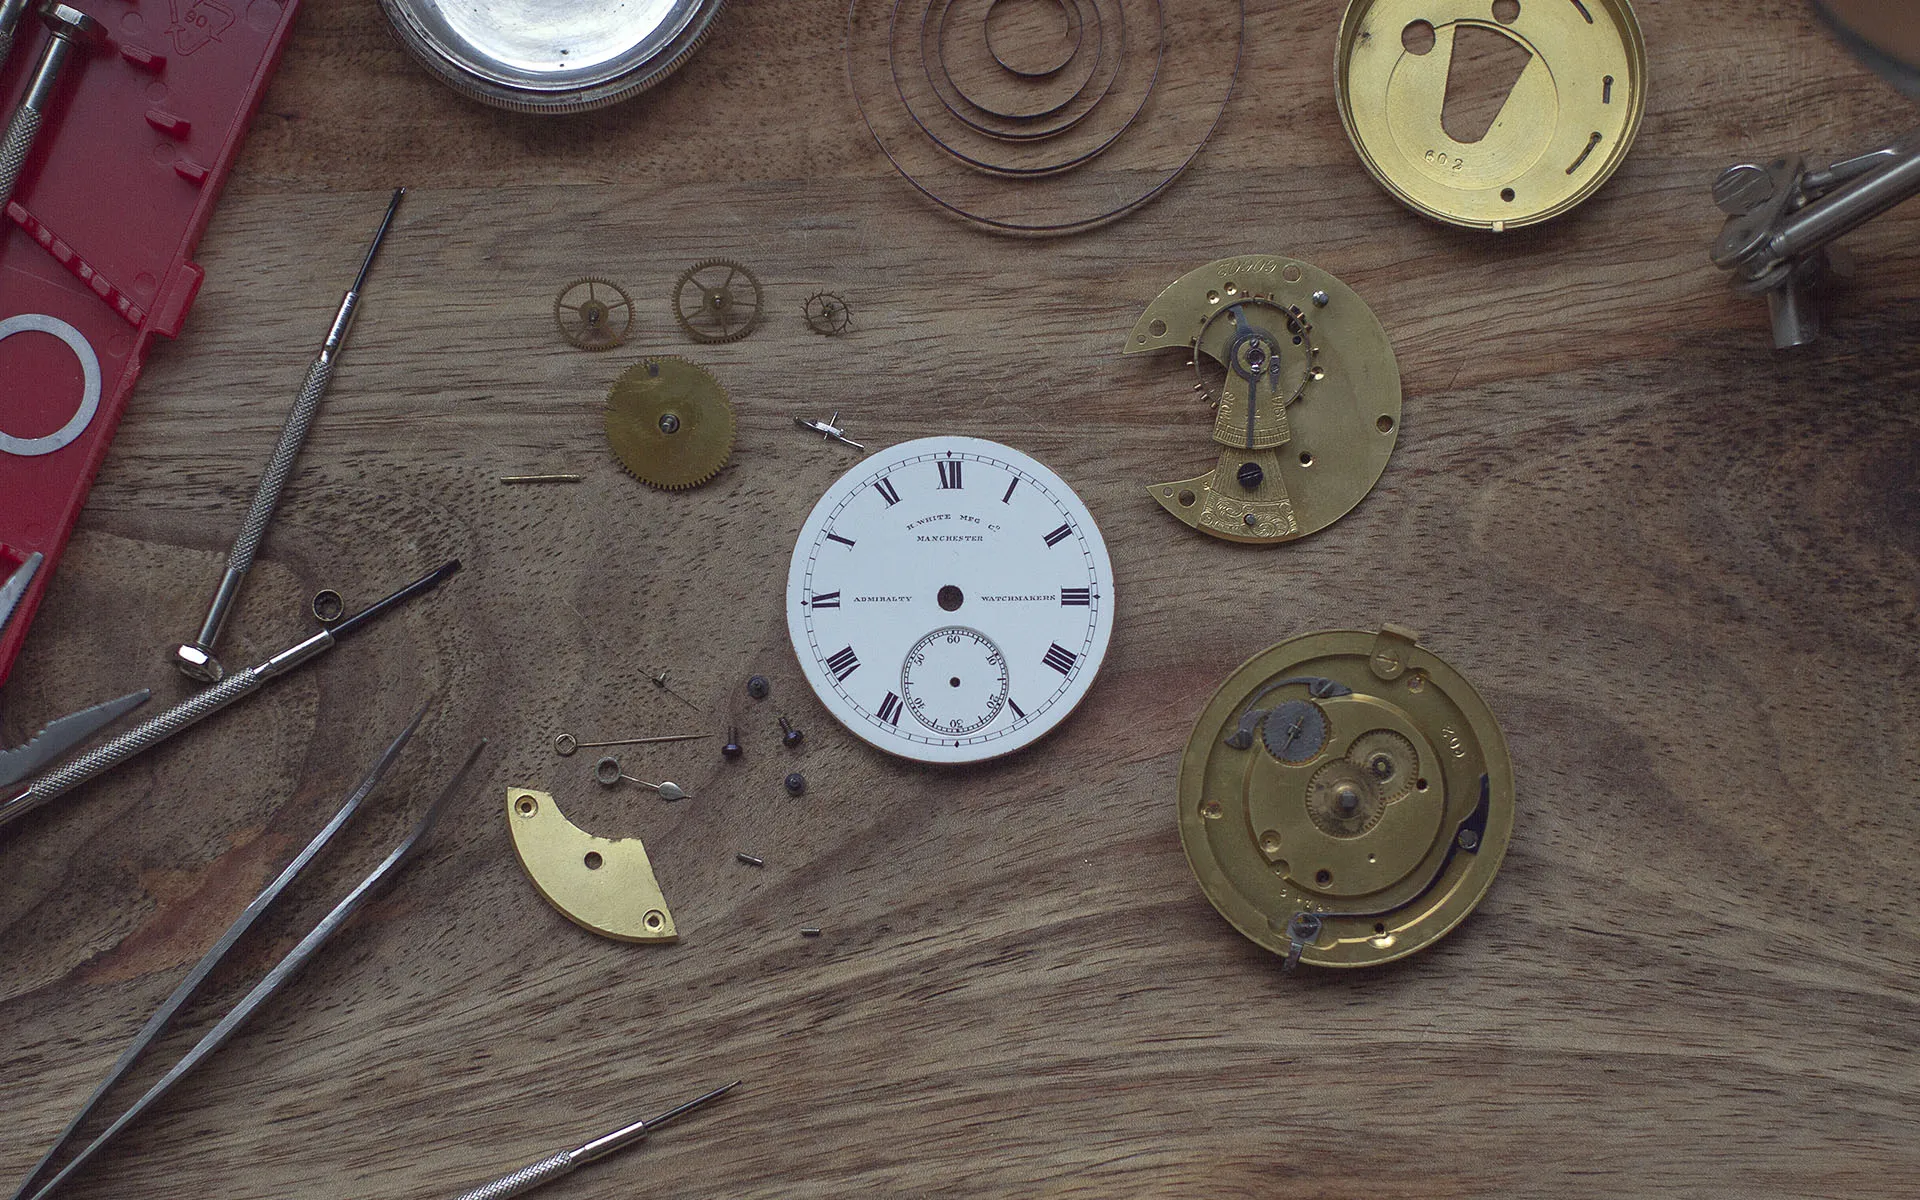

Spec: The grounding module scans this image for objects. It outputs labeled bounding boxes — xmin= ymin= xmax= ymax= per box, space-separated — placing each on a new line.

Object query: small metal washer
xmin=0 ymin=314 xmax=102 ymax=457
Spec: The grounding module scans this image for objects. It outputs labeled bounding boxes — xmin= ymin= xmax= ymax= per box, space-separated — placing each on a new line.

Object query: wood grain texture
xmin=4 ymin=1 xmax=1919 ymax=1197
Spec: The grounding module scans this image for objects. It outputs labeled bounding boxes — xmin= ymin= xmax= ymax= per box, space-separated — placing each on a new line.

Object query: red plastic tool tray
xmin=0 ymin=0 xmax=302 ymax=685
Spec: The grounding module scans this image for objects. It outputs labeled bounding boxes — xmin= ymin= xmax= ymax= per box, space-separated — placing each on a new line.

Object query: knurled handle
xmin=228 ymin=355 xmax=334 ymax=575
xmin=0 ymin=668 xmax=262 ymax=829
xmin=0 ymin=103 xmax=43 ymax=211
xmin=451 ymin=1151 xmax=574 ymax=1200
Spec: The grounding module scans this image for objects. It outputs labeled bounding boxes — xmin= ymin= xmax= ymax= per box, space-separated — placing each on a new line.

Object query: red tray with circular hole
xmin=0 ymin=0 xmax=301 ymax=685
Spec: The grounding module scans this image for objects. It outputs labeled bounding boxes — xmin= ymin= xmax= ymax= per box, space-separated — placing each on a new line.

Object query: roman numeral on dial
xmin=1042 ymin=643 xmax=1078 ymax=675
xmin=1061 ymin=588 xmax=1091 ymax=606
xmin=810 ymin=591 xmax=841 ymax=609
xmin=877 ymin=692 xmax=902 ymax=725
xmin=1002 ymin=478 xmax=1019 ymax=503
xmin=938 ymin=461 xmax=963 ymax=489
xmin=826 ymin=646 xmax=860 ymax=681
xmin=1044 ymin=523 xmax=1072 ymax=547
xmin=874 ymin=477 xmax=901 ymax=507
xmin=826 ymin=532 xmax=856 ymax=548
xmin=1006 ymin=698 xmax=1026 ymax=719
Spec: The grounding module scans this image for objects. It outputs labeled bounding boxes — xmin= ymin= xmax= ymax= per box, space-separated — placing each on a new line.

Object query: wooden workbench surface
xmin=4 ymin=2 xmax=1918 ymax=1196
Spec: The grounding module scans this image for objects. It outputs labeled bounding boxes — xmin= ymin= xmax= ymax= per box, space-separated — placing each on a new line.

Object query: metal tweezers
xmin=9 ymin=706 xmax=487 ymax=1200
xmin=0 ymin=553 xmax=151 ymax=789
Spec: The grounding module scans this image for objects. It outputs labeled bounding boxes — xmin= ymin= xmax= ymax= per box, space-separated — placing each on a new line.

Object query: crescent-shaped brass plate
xmin=1335 ymin=0 xmax=1647 ymax=230
xmin=1177 ymin=627 xmax=1513 ymax=968
xmin=1127 ymin=255 xmax=1401 ymax=544
xmin=507 ymin=788 xmax=678 ymax=942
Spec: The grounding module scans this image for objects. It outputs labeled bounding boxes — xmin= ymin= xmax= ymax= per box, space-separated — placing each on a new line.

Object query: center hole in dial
xmin=950 ymin=676 xmax=962 ymax=687
xmin=938 ymin=585 xmax=963 ymax=611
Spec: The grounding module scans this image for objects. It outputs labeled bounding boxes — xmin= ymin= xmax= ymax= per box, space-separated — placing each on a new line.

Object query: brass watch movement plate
xmin=1177 ymin=627 xmax=1513 ymax=968
xmin=1335 ymin=0 xmax=1647 ymax=230
xmin=1127 ymin=256 xmax=1401 ymax=544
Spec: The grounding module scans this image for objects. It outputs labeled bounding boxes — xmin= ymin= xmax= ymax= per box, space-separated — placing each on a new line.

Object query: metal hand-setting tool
xmin=449 ymin=1082 xmax=737 ymax=1200
xmin=10 ymin=712 xmax=485 ymax=1200
xmin=0 ymin=554 xmax=150 ymax=790
xmin=1712 ymin=129 xmax=1920 ymax=347
xmin=1 ymin=560 xmax=461 ymax=831
xmin=172 ymin=188 xmax=407 ymax=682
xmin=593 ymin=756 xmax=688 ymax=801
xmin=0 ymin=2 xmax=106 ymax=211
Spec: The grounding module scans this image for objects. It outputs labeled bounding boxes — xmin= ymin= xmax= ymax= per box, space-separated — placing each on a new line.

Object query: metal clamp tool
xmin=9 ymin=712 xmax=486 ymax=1200
xmin=1711 ymin=128 xmax=1920 ymax=347
xmin=0 ymin=553 xmax=149 ymax=789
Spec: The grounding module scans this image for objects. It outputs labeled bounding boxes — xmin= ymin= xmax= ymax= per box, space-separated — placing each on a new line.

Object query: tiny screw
xmin=746 ymin=675 xmax=771 ymax=700
xmin=801 ymin=926 xmax=822 ymax=937
xmin=1311 ymin=290 xmax=1330 ymax=307
xmin=1235 ymin=461 xmax=1264 ymax=490
xmin=779 ymin=716 xmax=803 ymax=748
xmin=1457 ymin=828 xmax=1481 ymax=851
xmin=785 ymin=771 xmax=807 ymax=796
xmin=723 ymin=726 xmax=742 ymax=759
xmin=737 ymin=852 xmax=764 ymax=867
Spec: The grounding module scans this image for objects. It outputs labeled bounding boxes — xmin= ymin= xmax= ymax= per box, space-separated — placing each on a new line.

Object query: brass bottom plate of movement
xmin=1128 ymin=255 xmax=1401 ymax=544
xmin=1177 ymin=626 xmax=1512 ymax=968
xmin=1335 ymin=0 xmax=1647 ymax=230
xmin=508 ymin=788 xmax=678 ymax=942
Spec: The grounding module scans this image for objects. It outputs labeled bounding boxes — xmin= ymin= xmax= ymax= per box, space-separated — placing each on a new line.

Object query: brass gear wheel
xmin=802 ymin=291 xmax=854 ymax=336
xmin=605 ymin=357 xmax=735 ymax=489
xmin=1347 ymin=728 xmax=1418 ymax=804
xmin=554 ymin=276 xmax=635 ymax=350
xmin=1306 ymin=759 xmax=1386 ymax=839
xmin=672 ymin=258 xmax=764 ymax=344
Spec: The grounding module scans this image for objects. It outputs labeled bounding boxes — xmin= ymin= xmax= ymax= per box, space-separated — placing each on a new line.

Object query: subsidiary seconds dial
xmin=787 ymin=437 xmax=1116 ymax=764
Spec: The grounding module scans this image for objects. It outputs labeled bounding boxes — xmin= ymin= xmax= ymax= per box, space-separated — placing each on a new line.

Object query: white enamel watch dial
xmin=787 ymin=437 xmax=1116 ymax=764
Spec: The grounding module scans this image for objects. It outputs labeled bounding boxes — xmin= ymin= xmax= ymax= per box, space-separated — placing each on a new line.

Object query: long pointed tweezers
xmin=14 ymin=725 xmax=488 ymax=1200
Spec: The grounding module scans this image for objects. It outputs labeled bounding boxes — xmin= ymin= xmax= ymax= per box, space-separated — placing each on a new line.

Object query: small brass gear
xmin=802 ymin=291 xmax=854 ymax=336
xmin=672 ymin=258 xmax=764 ymax=344
xmin=554 ymin=276 xmax=635 ymax=350
xmin=605 ymin=357 xmax=735 ymax=489
xmin=1305 ymin=759 xmax=1386 ymax=839
xmin=1347 ymin=729 xmax=1418 ymax=803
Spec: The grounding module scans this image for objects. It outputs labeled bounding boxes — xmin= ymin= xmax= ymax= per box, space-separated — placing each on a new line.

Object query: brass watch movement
xmin=1128 ymin=256 xmax=1401 ymax=544
xmin=1178 ymin=627 xmax=1513 ymax=969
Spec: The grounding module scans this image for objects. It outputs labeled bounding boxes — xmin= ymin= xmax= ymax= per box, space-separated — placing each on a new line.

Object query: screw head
xmin=746 ymin=675 xmax=771 ymax=700
xmin=1235 ymin=461 xmax=1264 ymax=490
xmin=784 ymin=771 xmax=807 ymax=796
xmin=1311 ymin=290 xmax=1330 ymax=307
xmin=779 ymin=717 xmax=803 ymax=748
xmin=722 ymin=727 xmax=743 ymax=759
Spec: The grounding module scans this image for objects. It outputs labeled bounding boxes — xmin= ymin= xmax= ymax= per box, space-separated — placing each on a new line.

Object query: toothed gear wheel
xmin=673 ymin=258 xmax=764 ymax=344
xmin=1261 ymin=699 xmax=1328 ymax=764
xmin=554 ymin=276 xmax=635 ymax=350
xmin=605 ymin=357 xmax=735 ymax=489
xmin=1305 ymin=759 xmax=1385 ymax=839
xmin=1347 ymin=729 xmax=1418 ymax=803
xmin=803 ymin=291 xmax=854 ymax=336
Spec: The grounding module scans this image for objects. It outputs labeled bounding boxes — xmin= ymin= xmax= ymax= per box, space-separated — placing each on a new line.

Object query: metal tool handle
xmin=451 ymin=1151 xmax=575 ymax=1200
xmin=0 ymin=668 xmax=262 ymax=829
xmin=229 ymin=355 xmax=335 ymax=575
xmin=0 ymin=103 xmax=40 ymax=210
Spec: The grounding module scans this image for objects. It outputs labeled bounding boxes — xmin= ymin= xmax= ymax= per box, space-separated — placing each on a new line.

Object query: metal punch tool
xmin=172 ymin=188 xmax=406 ymax=682
xmin=1 ymin=559 xmax=461 ymax=832
xmin=0 ymin=553 xmax=150 ymax=790
xmin=9 ymin=713 xmax=487 ymax=1200
xmin=450 ymin=1081 xmax=738 ymax=1200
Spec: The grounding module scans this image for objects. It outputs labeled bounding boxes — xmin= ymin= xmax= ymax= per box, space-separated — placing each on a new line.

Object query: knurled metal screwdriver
xmin=0 ymin=559 xmax=460 ymax=831
xmin=172 ymin=187 xmax=406 ymax=683
xmin=450 ymin=1081 xmax=739 ymax=1200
